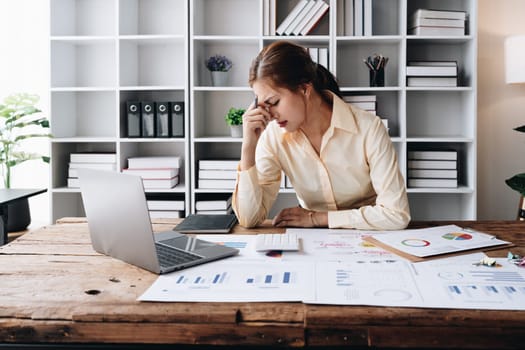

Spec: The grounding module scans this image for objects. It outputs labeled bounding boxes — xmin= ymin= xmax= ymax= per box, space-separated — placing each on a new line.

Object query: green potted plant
xmin=225 ymin=107 xmax=245 ymax=138
xmin=205 ymin=54 xmax=232 ymax=86
xmin=505 ymin=124 xmax=525 ymax=220
xmin=0 ymin=93 xmax=51 ymax=231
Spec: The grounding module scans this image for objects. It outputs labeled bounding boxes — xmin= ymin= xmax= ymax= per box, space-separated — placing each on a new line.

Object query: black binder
xmin=142 ymin=102 xmax=156 ymax=138
xmin=171 ymin=101 xmax=184 ymax=137
xmin=156 ymin=102 xmax=170 ymax=138
xmin=126 ymin=101 xmax=141 ymax=137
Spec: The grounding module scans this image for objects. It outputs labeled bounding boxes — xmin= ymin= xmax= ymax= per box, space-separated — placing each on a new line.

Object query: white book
xmin=275 ymin=0 xmax=308 ymax=35
xmin=127 ymin=156 xmax=180 ymax=169
xmin=198 ymin=169 xmax=237 ymax=180
xmin=412 ymin=9 xmax=467 ymax=21
xmin=347 ymin=101 xmax=376 ymax=110
xmin=284 ymin=0 xmax=316 ymax=35
xmin=68 ymin=162 xmax=116 ymax=170
xmin=70 ymin=153 xmax=116 ymax=163
xmin=408 ymin=169 xmax=458 ymax=179
xmin=299 ymin=0 xmax=329 ymax=36
xmin=408 ymin=151 xmax=458 ymax=160
xmin=408 ymin=160 xmax=457 ymax=170
xmin=343 ymin=94 xmax=377 ymax=102
xmin=67 ymin=177 xmax=80 ymax=188
xmin=122 ymin=167 xmax=179 ymax=179
xmin=196 ymin=196 xmax=233 ymax=211
xmin=269 ymin=0 xmax=277 ymax=35
xmin=344 ymin=0 xmax=354 ymax=36
xmin=408 ymin=178 xmax=458 ymax=188
xmin=68 ymin=162 xmax=116 ymax=171
xmin=408 ymin=61 xmax=457 ymax=67
xmin=199 ymin=159 xmax=239 ymax=170
xmin=406 ymin=65 xmax=457 ymax=76
xmin=198 ymin=179 xmax=236 ymax=189
xmin=293 ymin=0 xmax=324 ymax=35
xmin=147 ymin=200 xmax=185 ymax=211
xmin=148 ymin=210 xmax=182 ymax=219
xmin=409 ymin=17 xmax=464 ymax=28
xmin=318 ymin=47 xmax=328 ymax=68
xmin=381 ymin=119 xmax=388 ymax=130
xmin=353 ymin=0 xmax=363 ymax=36
xmin=410 ymin=25 xmax=464 ymax=36
xmin=263 ymin=0 xmax=269 ymax=35
xmin=308 ymin=47 xmax=319 ymax=63
xmin=69 ymin=166 xmax=117 ymax=178
xmin=407 ymin=76 xmax=457 ymax=87
xmin=142 ymin=176 xmax=179 ymax=189
xmin=196 ymin=207 xmax=233 ymax=215
xmin=363 ymin=0 xmax=372 ymax=36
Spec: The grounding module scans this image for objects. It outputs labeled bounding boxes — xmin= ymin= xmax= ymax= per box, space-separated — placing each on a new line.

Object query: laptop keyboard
xmin=155 ymin=243 xmax=203 ymax=268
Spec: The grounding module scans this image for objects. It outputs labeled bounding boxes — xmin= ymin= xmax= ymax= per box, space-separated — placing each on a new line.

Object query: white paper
xmin=139 ymin=260 xmax=315 ymax=302
xmin=370 ymin=225 xmax=509 ymax=257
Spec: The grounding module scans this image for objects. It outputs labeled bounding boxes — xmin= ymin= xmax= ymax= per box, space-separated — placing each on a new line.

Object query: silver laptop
xmin=77 ymin=168 xmax=239 ymax=274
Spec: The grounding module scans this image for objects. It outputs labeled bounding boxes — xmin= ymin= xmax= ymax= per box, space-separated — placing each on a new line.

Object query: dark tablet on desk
xmin=174 ymin=214 xmax=238 ymax=233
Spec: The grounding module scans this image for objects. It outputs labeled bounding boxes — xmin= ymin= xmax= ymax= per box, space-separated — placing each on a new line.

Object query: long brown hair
xmin=249 ymin=41 xmax=342 ymax=103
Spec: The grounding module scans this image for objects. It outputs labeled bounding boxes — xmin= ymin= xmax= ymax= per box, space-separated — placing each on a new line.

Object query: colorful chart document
xmin=364 ymin=225 xmax=511 ymax=259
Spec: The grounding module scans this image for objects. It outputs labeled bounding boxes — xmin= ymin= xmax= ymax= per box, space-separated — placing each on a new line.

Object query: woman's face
xmin=252 ymin=79 xmax=308 ymax=132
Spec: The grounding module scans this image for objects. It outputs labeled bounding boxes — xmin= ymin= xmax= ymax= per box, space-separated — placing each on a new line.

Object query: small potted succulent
xmin=505 ymin=124 xmax=525 ymax=220
xmin=205 ymin=54 xmax=232 ymax=86
xmin=225 ymin=107 xmax=245 ymax=138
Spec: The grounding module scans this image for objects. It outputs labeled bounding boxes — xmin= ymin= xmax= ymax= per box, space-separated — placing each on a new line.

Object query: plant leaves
xmin=505 ymin=173 xmax=525 ymax=196
xmin=514 ymin=125 xmax=525 ymax=133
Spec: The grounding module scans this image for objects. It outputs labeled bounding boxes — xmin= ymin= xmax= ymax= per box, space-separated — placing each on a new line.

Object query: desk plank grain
xmin=0 ymin=219 xmax=524 ymax=349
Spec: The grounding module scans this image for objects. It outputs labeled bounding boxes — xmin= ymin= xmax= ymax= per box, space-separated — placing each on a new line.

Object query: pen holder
xmin=369 ymin=68 xmax=385 ymax=87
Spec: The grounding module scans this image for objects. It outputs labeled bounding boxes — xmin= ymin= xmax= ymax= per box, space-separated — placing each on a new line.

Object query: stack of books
xmin=146 ymin=196 xmax=185 ymax=219
xmin=123 ymin=156 xmax=180 ymax=189
xmin=409 ymin=9 xmax=467 ymax=36
xmin=67 ymin=153 xmax=117 ymax=188
xmin=407 ymin=151 xmax=458 ymax=188
xmin=198 ymin=159 xmax=239 ymax=189
xmin=343 ymin=95 xmax=389 ymax=132
xmin=275 ymin=0 xmax=329 ymax=36
xmin=307 ymin=46 xmax=329 ymax=69
xmin=343 ymin=95 xmax=377 ymax=115
xmin=340 ymin=0 xmax=373 ymax=36
xmin=406 ymin=61 xmax=458 ymax=87
xmin=195 ymin=194 xmax=233 ymax=215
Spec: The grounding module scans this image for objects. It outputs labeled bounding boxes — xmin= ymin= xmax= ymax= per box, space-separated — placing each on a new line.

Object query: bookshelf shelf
xmin=50 ymin=0 xmax=477 ymax=222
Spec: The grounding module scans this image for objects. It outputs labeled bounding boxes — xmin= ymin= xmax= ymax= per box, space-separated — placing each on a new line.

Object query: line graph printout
xmin=139 ymin=260 xmax=315 ymax=302
xmin=369 ymin=225 xmax=510 ymax=258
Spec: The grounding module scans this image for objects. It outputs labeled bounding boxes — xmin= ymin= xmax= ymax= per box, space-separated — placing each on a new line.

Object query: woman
xmin=232 ymin=41 xmax=410 ymax=230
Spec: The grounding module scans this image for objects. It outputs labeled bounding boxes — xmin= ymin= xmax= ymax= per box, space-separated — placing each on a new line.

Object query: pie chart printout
xmin=442 ymin=232 xmax=473 ymax=241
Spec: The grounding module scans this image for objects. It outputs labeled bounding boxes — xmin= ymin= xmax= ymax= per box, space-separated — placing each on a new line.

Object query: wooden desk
xmin=0 ymin=218 xmax=524 ymax=349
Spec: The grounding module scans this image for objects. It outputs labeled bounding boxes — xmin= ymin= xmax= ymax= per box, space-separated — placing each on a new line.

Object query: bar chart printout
xmin=139 ymin=260 xmax=315 ymax=302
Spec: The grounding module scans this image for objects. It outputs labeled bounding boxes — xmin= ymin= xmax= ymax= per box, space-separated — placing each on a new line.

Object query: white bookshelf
xmin=50 ymin=0 xmax=477 ymax=222
xmin=49 ymin=0 xmax=190 ymax=222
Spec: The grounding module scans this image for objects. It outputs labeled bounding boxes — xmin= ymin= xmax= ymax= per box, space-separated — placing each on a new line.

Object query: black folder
xmin=174 ymin=214 xmax=237 ymax=233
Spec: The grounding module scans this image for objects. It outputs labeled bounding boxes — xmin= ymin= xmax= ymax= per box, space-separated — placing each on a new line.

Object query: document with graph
xmin=363 ymin=225 xmax=512 ymax=261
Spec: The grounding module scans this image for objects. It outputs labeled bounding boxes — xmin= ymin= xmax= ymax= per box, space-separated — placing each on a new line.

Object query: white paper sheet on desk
xmin=369 ymin=224 xmax=510 ymax=258
xmin=138 ymin=259 xmax=315 ymax=302
xmin=284 ymin=228 xmax=397 ymax=261
xmin=307 ymin=253 xmax=525 ymax=310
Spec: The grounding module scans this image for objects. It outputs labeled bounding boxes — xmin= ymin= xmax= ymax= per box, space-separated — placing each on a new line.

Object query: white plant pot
xmin=229 ymin=125 xmax=243 ymax=138
xmin=211 ymin=71 xmax=228 ymax=86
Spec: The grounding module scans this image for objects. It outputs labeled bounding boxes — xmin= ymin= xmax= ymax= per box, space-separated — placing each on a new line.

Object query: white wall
xmin=478 ymin=0 xmax=525 ymax=219
xmin=0 ymin=0 xmax=524 ymax=223
xmin=0 ymin=0 xmax=50 ymax=226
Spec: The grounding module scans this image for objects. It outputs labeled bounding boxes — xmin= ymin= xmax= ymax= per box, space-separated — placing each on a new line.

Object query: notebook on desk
xmin=174 ymin=214 xmax=238 ymax=233
xmin=77 ymin=169 xmax=239 ymax=274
